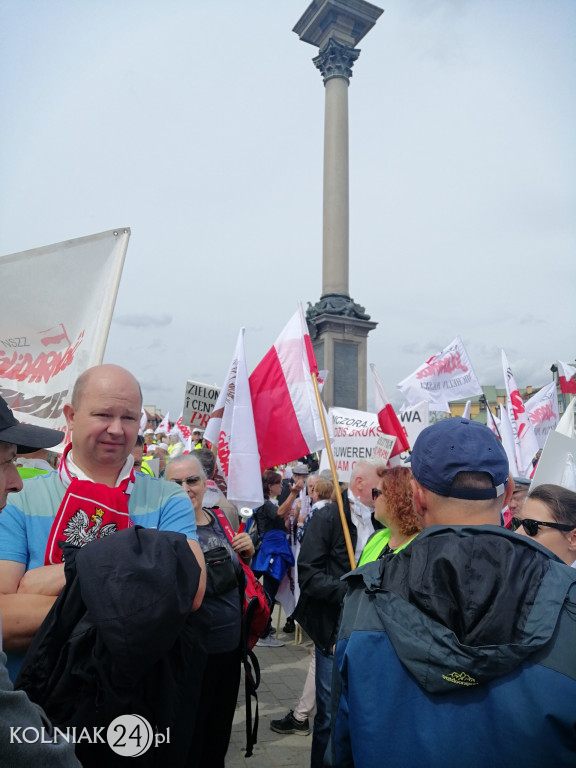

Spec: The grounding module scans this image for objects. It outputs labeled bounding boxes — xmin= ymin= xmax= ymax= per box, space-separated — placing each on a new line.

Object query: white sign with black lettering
xmin=182 ymin=380 xmax=221 ymax=430
xmin=319 ymin=407 xmax=392 ymax=482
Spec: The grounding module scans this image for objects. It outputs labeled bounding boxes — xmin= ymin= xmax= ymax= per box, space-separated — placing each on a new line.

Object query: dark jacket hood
xmin=347 ymin=525 xmax=576 ymax=693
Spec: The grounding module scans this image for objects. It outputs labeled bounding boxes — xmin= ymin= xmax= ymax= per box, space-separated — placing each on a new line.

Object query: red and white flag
xmin=397 ymin=337 xmax=483 ymax=412
xmin=525 ymin=381 xmax=560 ymax=448
xmin=557 ymin=360 xmax=576 ymax=395
xmin=175 ymin=412 xmax=192 ymax=445
xmin=501 ymin=350 xmax=540 ymax=477
xmin=204 ymin=328 xmax=264 ymax=510
xmin=155 ymin=411 xmax=170 ymax=436
xmin=249 ymin=303 xmax=329 ymax=470
xmin=370 ymin=364 xmax=410 ymax=459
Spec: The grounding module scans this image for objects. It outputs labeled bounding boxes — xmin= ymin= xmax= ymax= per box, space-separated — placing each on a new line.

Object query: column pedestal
xmin=307 ymin=298 xmax=377 ymax=410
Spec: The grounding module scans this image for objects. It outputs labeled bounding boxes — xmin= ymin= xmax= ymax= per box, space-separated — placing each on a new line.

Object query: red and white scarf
xmin=44 ymin=443 xmax=135 ymax=565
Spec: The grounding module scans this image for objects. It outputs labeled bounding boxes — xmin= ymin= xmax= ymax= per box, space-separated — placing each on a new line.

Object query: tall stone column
xmin=315 ymin=39 xmax=359 ymax=297
xmin=294 ymin=1 xmax=383 ymax=410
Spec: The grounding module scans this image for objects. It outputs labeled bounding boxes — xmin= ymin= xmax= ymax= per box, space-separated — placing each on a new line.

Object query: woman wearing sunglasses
xmin=511 ymin=483 xmax=576 ymax=567
xmin=166 ymin=454 xmax=254 ymax=767
xmin=358 ymin=465 xmax=422 ymax=565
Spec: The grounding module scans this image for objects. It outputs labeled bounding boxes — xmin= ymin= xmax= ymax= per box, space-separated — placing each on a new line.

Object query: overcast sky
xmin=1 ymin=0 xmax=574 ymax=415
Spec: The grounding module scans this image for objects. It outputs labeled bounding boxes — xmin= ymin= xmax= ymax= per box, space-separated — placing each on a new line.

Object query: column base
xmin=306 ymin=296 xmax=377 ymax=410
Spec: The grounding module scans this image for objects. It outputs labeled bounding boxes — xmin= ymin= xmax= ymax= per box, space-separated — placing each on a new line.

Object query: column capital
xmin=313 ymin=38 xmax=360 ymax=84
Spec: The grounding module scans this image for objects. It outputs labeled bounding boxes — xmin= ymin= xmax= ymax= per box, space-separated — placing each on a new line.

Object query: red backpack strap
xmin=211 ymin=508 xmax=236 ymax=543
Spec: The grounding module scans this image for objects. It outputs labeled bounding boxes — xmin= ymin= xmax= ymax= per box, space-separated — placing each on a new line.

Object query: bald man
xmin=0 ymin=364 xmax=205 ymax=679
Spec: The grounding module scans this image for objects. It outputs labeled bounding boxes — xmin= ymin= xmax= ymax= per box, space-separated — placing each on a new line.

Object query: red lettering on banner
xmin=529 ymin=403 xmax=556 ymax=425
xmin=0 ymin=330 xmax=85 ymax=384
xmin=39 ymin=324 xmax=71 ymax=347
xmin=416 ymin=351 xmax=468 ymax=380
xmin=509 ymin=390 xmax=527 ymax=437
xmin=218 ymin=432 xmax=231 ymax=476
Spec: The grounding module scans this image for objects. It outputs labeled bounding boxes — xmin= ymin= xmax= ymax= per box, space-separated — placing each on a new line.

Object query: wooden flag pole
xmin=310 ymin=371 xmax=356 ymax=571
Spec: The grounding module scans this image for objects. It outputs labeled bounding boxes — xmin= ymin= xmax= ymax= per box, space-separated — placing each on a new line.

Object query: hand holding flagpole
xmin=238 ymin=507 xmax=253 ymax=534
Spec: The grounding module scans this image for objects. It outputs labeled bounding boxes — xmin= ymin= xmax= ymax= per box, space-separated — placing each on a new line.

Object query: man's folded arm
xmin=0 ymin=561 xmax=61 ymax=653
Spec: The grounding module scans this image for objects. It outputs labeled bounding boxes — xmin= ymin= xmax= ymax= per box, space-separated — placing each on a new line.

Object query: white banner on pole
xmin=397 ymin=337 xmax=483 ymax=412
xmin=525 ymin=381 xmax=560 ymax=449
xmin=0 ymin=228 xmax=130 ymax=438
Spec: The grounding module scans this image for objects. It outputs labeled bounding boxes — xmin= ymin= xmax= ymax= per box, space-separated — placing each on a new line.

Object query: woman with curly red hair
xmin=358 ymin=465 xmax=421 ymax=565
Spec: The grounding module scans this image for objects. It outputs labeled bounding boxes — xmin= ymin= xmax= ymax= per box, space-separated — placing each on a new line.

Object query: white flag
xmin=525 ymin=382 xmax=559 ymax=448
xmin=397 ymin=337 xmax=483 ymax=412
xmin=155 ymin=411 xmax=170 ymax=435
xmin=174 ymin=412 xmax=192 ymax=445
xmin=501 ymin=350 xmax=540 ymax=477
xmin=139 ymin=408 xmax=148 ymax=435
xmin=485 ymin=404 xmax=500 ymax=437
xmin=204 ymin=328 xmax=264 ymax=509
xmin=556 ymin=398 xmax=576 ymax=440
xmin=499 ymin=404 xmax=519 ymax=477
xmin=0 ymin=229 xmax=130 ymax=441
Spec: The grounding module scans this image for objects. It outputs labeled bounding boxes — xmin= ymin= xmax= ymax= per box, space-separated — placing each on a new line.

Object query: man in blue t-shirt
xmin=0 ymin=364 xmax=205 ymax=676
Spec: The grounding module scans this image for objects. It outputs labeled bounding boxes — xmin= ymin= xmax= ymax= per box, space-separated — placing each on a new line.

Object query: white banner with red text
xmin=0 ymin=229 xmax=130 ymax=440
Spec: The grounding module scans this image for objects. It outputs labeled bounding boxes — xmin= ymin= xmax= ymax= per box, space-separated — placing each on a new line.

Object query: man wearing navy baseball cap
xmin=330 ymin=417 xmax=576 ymax=768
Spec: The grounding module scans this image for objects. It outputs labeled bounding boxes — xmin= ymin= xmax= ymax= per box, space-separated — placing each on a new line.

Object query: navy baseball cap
xmin=411 ymin=417 xmax=509 ymax=500
xmin=0 ymin=396 xmax=64 ymax=454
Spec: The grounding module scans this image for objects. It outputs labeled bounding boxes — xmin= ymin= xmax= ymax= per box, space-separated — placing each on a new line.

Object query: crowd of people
xmin=0 ymin=364 xmax=575 ymax=767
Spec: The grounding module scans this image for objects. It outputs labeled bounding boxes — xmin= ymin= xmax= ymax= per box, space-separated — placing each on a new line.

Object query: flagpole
xmin=482 ymin=395 xmax=502 ymax=440
xmin=310 ymin=372 xmax=356 ymax=571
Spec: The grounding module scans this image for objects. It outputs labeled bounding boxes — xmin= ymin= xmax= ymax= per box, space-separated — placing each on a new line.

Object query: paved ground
xmin=226 ymin=610 xmax=314 ymax=768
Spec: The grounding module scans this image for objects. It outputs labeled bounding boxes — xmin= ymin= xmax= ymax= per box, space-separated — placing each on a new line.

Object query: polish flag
xmin=557 ymin=361 xmax=576 ymax=395
xmin=501 ymin=350 xmax=540 ymax=477
xmin=370 ymin=364 xmax=410 ymax=458
xmin=461 ymin=401 xmax=472 ymax=420
xmin=249 ymin=303 xmax=328 ymax=470
xmin=204 ymin=328 xmax=264 ymax=509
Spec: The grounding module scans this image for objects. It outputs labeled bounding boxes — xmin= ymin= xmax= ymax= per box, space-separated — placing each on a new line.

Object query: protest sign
xmin=0 ymin=229 xmax=130 ymax=439
xmin=398 ymin=401 xmax=429 ymax=452
xmin=182 ymin=380 xmax=221 ymax=429
xmin=530 ymin=430 xmax=576 ymax=493
xmin=319 ymin=406 xmax=390 ymax=481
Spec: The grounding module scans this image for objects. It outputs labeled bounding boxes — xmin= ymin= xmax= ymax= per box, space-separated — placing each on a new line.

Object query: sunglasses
xmin=172 ymin=475 xmax=202 ymax=487
xmin=372 ymin=488 xmax=383 ymax=501
xmin=510 ymin=516 xmax=574 ymax=537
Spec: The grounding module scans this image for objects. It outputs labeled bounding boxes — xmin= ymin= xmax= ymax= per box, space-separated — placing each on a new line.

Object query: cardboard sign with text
xmin=182 ymin=380 xmax=221 ymax=429
xmin=319 ymin=406 xmax=393 ymax=482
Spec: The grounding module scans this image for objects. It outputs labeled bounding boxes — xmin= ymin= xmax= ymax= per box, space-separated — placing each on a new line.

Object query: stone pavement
xmin=226 ymin=609 xmax=314 ymax=768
